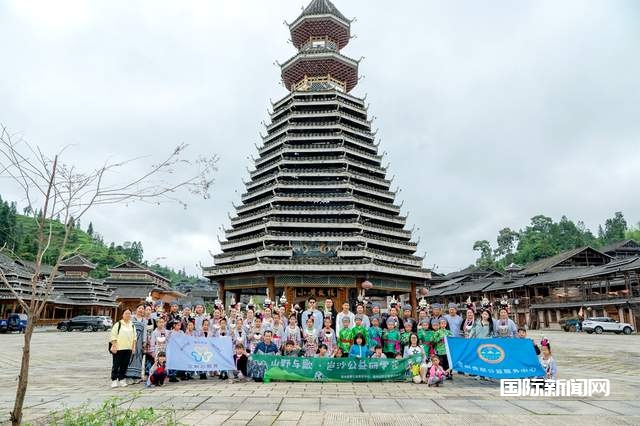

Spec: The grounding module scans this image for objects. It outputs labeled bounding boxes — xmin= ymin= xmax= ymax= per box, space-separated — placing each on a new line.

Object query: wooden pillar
xmin=410 ymin=282 xmax=417 ymax=316
xmin=267 ymin=277 xmax=276 ymax=304
xmin=628 ymin=308 xmax=636 ymax=329
xmin=618 ymin=307 xmax=625 ymax=323
xmin=218 ymin=279 xmax=226 ymax=307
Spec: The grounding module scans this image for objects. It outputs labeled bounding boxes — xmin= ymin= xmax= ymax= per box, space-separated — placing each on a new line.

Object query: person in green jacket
xmin=367 ymin=316 xmax=383 ymax=351
xmin=382 ymin=317 xmax=401 ymax=358
xmin=417 ymin=318 xmax=434 ymax=357
xmin=351 ymin=315 xmax=368 ymax=345
xmin=431 ymin=318 xmax=452 ymax=378
xmin=337 ymin=316 xmax=354 ymax=357
xmin=399 ymin=320 xmax=414 ymax=352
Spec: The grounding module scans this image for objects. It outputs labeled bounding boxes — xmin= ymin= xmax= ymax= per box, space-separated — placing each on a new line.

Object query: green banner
xmin=248 ymin=354 xmax=422 ymax=383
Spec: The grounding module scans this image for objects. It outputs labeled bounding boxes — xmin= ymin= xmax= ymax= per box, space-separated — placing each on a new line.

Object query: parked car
xmin=97 ymin=315 xmax=113 ymax=329
xmin=0 ymin=314 xmax=28 ymax=333
xmin=559 ymin=316 xmax=581 ymax=332
xmin=57 ymin=315 xmax=106 ymax=332
xmin=582 ymin=317 xmax=634 ymax=335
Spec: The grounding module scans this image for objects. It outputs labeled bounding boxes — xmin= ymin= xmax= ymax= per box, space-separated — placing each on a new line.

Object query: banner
xmin=166 ymin=334 xmax=235 ymax=371
xmin=248 ymin=354 xmax=422 ymax=383
xmin=445 ymin=337 xmax=545 ymax=379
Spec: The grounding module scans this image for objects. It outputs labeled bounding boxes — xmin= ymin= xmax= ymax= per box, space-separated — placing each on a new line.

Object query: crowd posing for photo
xmin=108 ymin=297 xmax=557 ymax=388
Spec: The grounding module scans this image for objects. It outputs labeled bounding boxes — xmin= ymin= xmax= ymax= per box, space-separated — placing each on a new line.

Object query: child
xmin=319 ymin=317 xmax=337 ymax=354
xmin=382 ymin=317 xmax=401 ymax=359
xmin=348 ymin=333 xmax=369 ymax=358
xmin=370 ymin=345 xmax=387 ymax=359
xmin=400 ymin=321 xmax=414 ymax=352
xmin=367 ymin=316 xmax=383 ymax=351
xmin=431 ymin=318 xmax=452 ymax=379
xmin=337 ymin=316 xmax=354 ymax=357
xmin=281 ymin=340 xmax=300 ymax=357
xmin=417 ymin=319 xmax=434 ymax=357
xmin=351 ymin=315 xmax=368 ymax=345
xmin=247 ymin=317 xmax=264 ymax=354
xmin=271 ymin=312 xmax=285 ymax=349
xmin=230 ymin=343 xmax=248 ymax=383
xmin=232 ymin=318 xmax=247 ymax=348
xmin=167 ymin=320 xmax=184 ymax=382
xmin=518 ymin=327 xmax=541 ymax=355
xmin=302 ymin=317 xmax=319 ymax=357
xmin=539 ymin=338 xmax=557 ymax=380
xmin=146 ymin=351 xmax=168 ymax=387
xmin=284 ymin=315 xmax=302 ymax=351
xmin=427 ymin=355 xmax=446 ymax=387
xmin=316 ymin=343 xmax=332 ymax=358
xmin=150 ymin=318 xmax=169 ymax=357
xmin=332 ymin=347 xmax=344 ymax=358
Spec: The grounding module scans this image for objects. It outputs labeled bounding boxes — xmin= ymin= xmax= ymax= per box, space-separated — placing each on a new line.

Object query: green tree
xmin=473 ymin=240 xmax=495 ymax=269
xmin=600 ymin=212 xmax=627 ymax=244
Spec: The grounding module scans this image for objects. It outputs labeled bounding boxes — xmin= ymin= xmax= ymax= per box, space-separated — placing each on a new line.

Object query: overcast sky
xmin=1 ymin=0 xmax=639 ymax=276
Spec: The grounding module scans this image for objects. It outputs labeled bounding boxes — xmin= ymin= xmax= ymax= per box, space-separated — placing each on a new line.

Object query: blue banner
xmin=445 ymin=337 xmax=545 ymax=379
xmin=166 ymin=334 xmax=235 ymax=371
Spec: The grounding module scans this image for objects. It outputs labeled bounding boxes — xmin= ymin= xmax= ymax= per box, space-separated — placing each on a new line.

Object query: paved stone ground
xmin=0 ymin=329 xmax=638 ymax=425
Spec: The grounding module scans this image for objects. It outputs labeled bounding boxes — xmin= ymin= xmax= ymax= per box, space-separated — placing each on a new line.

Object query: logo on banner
xmin=477 ymin=343 xmax=505 ymax=364
xmin=192 ymin=344 xmax=213 ymax=363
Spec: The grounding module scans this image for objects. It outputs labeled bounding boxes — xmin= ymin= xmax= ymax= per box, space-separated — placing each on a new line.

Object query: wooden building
xmin=203 ymin=0 xmax=431 ymax=313
xmin=428 ymin=245 xmax=640 ymax=331
xmin=0 ymin=254 xmax=118 ymax=324
xmin=104 ymin=260 xmax=184 ymax=319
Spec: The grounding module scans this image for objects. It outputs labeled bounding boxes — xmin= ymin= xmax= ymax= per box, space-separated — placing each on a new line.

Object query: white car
xmin=97 ymin=315 xmax=113 ymax=329
xmin=582 ymin=317 xmax=634 ymax=335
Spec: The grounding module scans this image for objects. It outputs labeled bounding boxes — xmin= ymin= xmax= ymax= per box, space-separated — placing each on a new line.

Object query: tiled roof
xmin=300 ymin=0 xmax=348 ymax=21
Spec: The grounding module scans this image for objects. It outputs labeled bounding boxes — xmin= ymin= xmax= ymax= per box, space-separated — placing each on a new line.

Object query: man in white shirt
xmin=335 ymin=302 xmax=354 ymax=336
xmin=301 ymin=297 xmax=324 ymax=331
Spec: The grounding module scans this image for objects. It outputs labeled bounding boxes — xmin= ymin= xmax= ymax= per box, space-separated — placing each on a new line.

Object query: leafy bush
xmin=42 ymin=395 xmax=181 ymax=426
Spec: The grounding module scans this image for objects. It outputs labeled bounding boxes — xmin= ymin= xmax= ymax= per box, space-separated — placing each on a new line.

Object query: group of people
xmin=108 ymin=297 xmax=556 ymax=388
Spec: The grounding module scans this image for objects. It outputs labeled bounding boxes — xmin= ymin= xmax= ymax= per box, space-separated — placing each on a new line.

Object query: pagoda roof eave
xmin=203 ymin=262 xmax=431 ymax=281
xmin=280 ymin=50 xmax=358 ymax=74
xmin=289 ymin=13 xmax=351 ymax=32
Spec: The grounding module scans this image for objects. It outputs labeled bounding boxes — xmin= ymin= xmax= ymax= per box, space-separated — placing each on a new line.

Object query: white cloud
xmin=1 ymin=0 xmax=638 ymax=276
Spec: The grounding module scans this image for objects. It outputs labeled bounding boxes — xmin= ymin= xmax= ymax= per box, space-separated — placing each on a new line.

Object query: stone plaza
xmin=0 ymin=329 xmax=638 ymax=425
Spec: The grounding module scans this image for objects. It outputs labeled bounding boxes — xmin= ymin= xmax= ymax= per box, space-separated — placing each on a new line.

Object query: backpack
xmin=108 ymin=321 xmax=122 ymax=353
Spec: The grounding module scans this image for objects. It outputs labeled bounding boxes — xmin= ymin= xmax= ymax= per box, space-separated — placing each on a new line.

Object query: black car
xmin=57 ymin=315 xmax=106 ymax=332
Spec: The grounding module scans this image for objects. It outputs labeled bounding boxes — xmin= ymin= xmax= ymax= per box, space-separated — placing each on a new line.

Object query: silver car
xmin=97 ymin=315 xmax=113 ymax=330
xmin=582 ymin=317 xmax=634 ymax=335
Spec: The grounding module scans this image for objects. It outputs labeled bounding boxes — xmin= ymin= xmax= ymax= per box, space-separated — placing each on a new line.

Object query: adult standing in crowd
xmin=301 ymin=297 xmax=324 ymax=331
xmin=401 ymin=305 xmax=416 ymax=332
xmin=126 ymin=304 xmax=147 ymax=383
xmin=110 ymin=309 xmax=136 ymax=388
xmin=355 ymin=303 xmax=370 ymax=328
xmin=323 ymin=298 xmax=337 ymax=329
xmin=494 ymin=307 xmax=518 ymax=337
xmin=445 ymin=303 xmax=463 ymax=337
xmin=336 ymin=302 xmax=354 ymax=336
xmin=430 ymin=303 xmax=444 ymax=323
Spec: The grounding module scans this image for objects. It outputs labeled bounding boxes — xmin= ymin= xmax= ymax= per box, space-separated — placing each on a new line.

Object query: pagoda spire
xmin=283 ymin=0 xmax=357 ymax=93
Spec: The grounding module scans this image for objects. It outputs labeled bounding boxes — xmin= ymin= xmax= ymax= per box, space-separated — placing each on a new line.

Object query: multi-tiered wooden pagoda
xmin=204 ymin=0 xmax=430 ymax=311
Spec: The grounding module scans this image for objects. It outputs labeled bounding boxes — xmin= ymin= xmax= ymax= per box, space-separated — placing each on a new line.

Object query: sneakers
xmin=111 ymin=380 xmax=118 ymax=388
xmin=119 ymin=379 xmax=128 ymax=387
